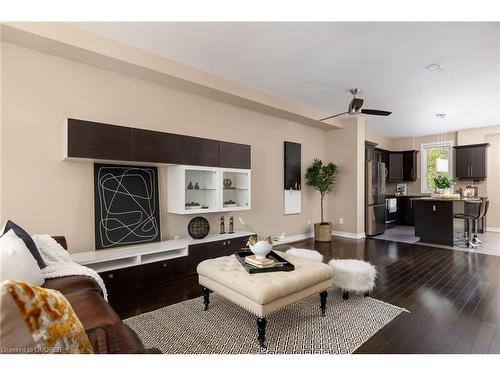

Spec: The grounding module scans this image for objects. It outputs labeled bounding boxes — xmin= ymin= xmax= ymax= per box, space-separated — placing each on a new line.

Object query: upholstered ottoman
xmin=197 ymin=252 xmax=334 ymax=348
xmin=328 ymin=259 xmax=377 ymax=299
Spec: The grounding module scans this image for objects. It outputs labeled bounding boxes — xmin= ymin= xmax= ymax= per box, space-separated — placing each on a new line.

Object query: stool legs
xmin=320 ymin=291 xmax=327 ymax=317
xmin=342 ymin=290 xmax=349 ymax=300
xmin=203 ymin=287 xmax=211 ymax=311
xmin=257 ymin=317 xmax=267 ymax=348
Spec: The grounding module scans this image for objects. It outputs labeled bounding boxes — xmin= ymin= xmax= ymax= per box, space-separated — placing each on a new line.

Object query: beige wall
xmin=486 ymin=134 xmax=500 ymax=229
xmin=1 ymin=42 xmax=333 ymax=253
xmin=326 ymin=117 xmax=365 ymax=235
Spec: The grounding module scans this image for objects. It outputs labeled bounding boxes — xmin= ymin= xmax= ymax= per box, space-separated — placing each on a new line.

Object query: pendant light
xmin=435 ymin=114 xmax=448 ymax=172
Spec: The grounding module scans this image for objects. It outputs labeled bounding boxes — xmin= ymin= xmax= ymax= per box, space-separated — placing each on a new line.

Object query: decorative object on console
xmin=0 ymin=280 xmax=93 ymax=353
xmin=1 ymin=220 xmax=46 ymax=268
xmin=187 ymin=181 xmax=194 ymax=190
xmin=185 ymin=202 xmax=202 ymax=209
xmin=219 ymin=216 xmax=226 ymax=234
xmin=223 ymin=178 xmax=233 ymax=189
xmin=305 ymin=158 xmax=338 ymax=242
xmin=187 ymin=217 xmax=210 ymax=240
xmin=228 ymin=216 xmax=234 ymax=234
xmin=194 ymin=182 xmax=200 ymax=190
xmin=284 ymin=141 xmax=302 ymax=215
xmin=94 ymin=164 xmax=160 ymax=250
xmin=238 ymin=217 xmax=285 ymax=259
xmin=223 ymin=199 xmax=237 ymax=207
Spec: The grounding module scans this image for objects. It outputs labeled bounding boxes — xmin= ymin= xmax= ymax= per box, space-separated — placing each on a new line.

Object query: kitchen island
xmin=412 ymin=197 xmax=484 ymax=246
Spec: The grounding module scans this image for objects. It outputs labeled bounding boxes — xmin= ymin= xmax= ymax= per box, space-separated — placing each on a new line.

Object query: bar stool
xmin=471 ymin=200 xmax=489 ymax=245
xmin=454 ymin=200 xmax=481 ymax=248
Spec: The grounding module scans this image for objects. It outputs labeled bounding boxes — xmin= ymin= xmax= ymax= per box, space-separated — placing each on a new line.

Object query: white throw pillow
xmin=0 ymin=230 xmax=44 ymax=286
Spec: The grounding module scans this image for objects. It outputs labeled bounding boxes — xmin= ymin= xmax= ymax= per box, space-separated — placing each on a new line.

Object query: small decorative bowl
xmin=248 ymin=240 xmax=273 ymax=260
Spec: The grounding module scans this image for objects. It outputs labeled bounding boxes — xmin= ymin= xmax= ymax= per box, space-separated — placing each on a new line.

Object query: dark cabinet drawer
xmin=188 ymin=235 xmax=251 ymax=275
xmin=132 ymin=128 xmax=180 ymax=164
xmin=99 ymin=266 xmax=143 ymax=295
xmin=141 ymin=257 xmax=188 ymax=285
xmin=220 ymin=141 xmax=251 ymax=169
xmin=180 ymin=136 xmax=220 ymax=167
xmin=99 ymin=257 xmax=189 ymax=295
xmin=67 ymin=118 xmax=132 ymax=161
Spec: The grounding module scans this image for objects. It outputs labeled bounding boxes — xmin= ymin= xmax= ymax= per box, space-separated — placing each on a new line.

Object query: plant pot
xmin=314 ymin=222 xmax=332 ymax=242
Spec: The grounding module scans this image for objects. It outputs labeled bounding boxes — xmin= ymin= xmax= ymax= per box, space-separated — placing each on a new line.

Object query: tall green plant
xmin=305 ymin=158 xmax=338 ymax=223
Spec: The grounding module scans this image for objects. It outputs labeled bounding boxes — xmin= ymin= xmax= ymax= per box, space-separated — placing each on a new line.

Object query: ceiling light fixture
xmin=427 ymin=63 xmax=443 ymax=73
xmin=435 ymin=113 xmax=447 ymax=120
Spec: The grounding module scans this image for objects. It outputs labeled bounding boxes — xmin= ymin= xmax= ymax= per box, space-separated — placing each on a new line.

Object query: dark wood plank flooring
xmin=111 ymin=236 xmax=500 ymax=354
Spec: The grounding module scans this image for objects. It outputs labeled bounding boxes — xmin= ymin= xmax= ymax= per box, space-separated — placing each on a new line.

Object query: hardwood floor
xmin=112 ymin=236 xmax=500 ymax=354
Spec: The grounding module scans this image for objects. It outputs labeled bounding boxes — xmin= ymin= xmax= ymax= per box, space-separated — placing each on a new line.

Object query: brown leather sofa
xmin=46 ymin=237 xmax=159 ymax=354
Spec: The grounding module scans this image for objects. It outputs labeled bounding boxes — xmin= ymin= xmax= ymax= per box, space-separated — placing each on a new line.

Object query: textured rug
xmin=124 ymin=289 xmax=407 ymax=354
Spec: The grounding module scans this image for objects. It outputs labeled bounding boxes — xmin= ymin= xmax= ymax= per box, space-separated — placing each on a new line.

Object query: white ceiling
xmin=74 ymin=22 xmax=500 ymax=138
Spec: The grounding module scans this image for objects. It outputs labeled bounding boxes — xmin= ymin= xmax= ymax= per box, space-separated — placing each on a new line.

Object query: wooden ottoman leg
xmin=342 ymin=290 xmax=349 ymax=300
xmin=203 ymin=287 xmax=211 ymax=311
xmin=257 ymin=317 xmax=267 ymax=348
xmin=320 ymin=291 xmax=327 ymax=317
xmin=364 ymin=291 xmax=370 ymax=297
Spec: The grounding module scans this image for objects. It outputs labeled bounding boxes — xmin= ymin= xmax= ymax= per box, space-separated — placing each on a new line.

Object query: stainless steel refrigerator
xmin=365 ymin=160 xmax=386 ymax=236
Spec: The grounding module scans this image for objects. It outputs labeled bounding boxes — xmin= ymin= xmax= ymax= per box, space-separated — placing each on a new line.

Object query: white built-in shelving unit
xmin=167 ymin=165 xmax=251 ymax=214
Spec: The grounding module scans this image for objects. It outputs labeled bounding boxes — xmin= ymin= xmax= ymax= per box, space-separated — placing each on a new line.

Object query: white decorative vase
xmin=248 ymin=240 xmax=273 ymax=260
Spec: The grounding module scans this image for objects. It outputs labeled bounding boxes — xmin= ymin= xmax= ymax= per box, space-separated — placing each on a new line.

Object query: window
xmin=421 ymin=141 xmax=454 ymax=193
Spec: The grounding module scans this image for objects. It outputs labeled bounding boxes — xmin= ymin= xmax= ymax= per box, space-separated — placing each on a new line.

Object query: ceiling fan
xmin=319 ymin=88 xmax=392 ymax=122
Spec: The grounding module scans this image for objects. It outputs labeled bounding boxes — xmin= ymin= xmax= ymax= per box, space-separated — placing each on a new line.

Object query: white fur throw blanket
xmin=286 ymin=248 xmax=324 ymax=262
xmin=32 ymin=234 xmax=108 ymax=301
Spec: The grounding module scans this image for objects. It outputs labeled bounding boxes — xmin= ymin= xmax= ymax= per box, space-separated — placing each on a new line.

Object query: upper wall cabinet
xmin=387 ymin=150 xmax=418 ymax=182
xmin=64 ymin=118 xmax=251 ymax=169
xmin=132 ymin=128 xmax=180 ymax=164
xmin=454 ymin=143 xmax=490 ymax=180
xmin=220 ymin=141 xmax=251 ymax=169
xmin=179 ymin=136 xmax=220 ymax=167
xmin=66 ymin=118 xmax=133 ymax=161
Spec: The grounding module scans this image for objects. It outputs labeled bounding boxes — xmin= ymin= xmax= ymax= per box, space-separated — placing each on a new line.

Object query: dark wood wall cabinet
xmin=453 ymin=143 xmax=489 ymax=180
xmin=66 ymin=118 xmax=251 ymax=169
xmin=100 ymin=235 xmax=250 ymax=298
xmin=365 ymin=142 xmax=417 ymax=182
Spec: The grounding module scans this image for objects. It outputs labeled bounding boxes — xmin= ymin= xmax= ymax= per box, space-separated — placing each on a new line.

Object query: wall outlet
xmin=173 ymin=235 xmax=180 ymax=240
xmin=338 ymin=218 xmax=344 ymax=225
xmin=307 ymin=219 xmax=311 ymax=225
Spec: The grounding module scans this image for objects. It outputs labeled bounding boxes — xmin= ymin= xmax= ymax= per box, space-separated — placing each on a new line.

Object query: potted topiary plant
xmin=305 ymin=158 xmax=338 ymax=242
xmin=433 ymin=175 xmax=455 ymax=195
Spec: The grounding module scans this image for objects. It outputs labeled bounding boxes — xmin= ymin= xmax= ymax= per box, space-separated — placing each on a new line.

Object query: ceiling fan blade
xmin=360 ymin=109 xmax=392 ymax=116
xmin=318 ymin=112 xmax=349 ymax=122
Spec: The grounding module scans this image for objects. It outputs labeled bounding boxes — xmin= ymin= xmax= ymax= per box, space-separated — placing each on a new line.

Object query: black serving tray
xmin=234 ymin=250 xmax=295 ymax=274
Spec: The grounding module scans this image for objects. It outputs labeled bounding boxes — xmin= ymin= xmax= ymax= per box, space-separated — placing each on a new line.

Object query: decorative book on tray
xmin=235 ymin=251 xmax=295 ymax=274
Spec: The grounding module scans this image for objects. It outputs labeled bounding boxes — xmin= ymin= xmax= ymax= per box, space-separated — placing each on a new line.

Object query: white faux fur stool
xmin=286 ymin=248 xmax=324 ymax=262
xmin=328 ymin=259 xmax=377 ymax=299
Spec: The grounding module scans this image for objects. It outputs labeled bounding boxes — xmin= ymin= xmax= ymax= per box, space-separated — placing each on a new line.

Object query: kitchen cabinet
xmin=388 ymin=153 xmax=403 ymax=181
xmin=454 ymin=143 xmax=489 ymax=180
xmin=387 ymin=150 xmax=418 ymax=182
xmin=414 ymin=199 xmax=456 ymax=246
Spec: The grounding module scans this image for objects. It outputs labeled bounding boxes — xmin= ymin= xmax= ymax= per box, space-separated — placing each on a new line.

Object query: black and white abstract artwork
xmin=94 ymin=164 xmax=160 ymax=250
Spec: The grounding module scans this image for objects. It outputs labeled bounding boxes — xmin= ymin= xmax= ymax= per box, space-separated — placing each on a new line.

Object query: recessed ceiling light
xmin=436 ymin=113 xmax=447 ymax=120
xmin=427 ymin=63 xmax=443 ymax=73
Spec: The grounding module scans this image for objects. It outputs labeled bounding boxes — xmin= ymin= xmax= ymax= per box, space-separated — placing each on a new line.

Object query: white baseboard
xmin=331 ymin=230 xmax=366 ymax=239
xmin=273 ymin=232 xmax=314 ymax=245
xmin=486 ymin=227 xmax=500 ymax=233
